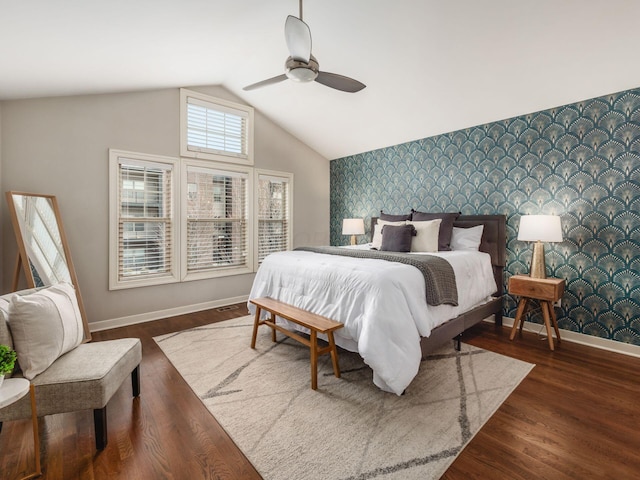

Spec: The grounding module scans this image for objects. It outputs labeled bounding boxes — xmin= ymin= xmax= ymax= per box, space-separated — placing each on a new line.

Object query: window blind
xmin=257 ymin=174 xmax=291 ymax=265
xmin=186 ymin=166 xmax=249 ymax=273
xmin=186 ymin=96 xmax=248 ymax=159
xmin=118 ymin=160 xmax=173 ymax=280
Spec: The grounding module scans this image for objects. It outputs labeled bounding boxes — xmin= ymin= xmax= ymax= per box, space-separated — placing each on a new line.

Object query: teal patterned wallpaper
xmin=330 ymin=88 xmax=640 ymax=346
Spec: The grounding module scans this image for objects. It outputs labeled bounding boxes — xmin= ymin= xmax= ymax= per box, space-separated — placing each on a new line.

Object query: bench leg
xmin=310 ymin=330 xmax=318 ymax=390
xmin=132 ymin=365 xmax=141 ymax=397
xmin=94 ymin=406 xmax=108 ymax=451
xmin=328 ymin=331 xmax=341 ymax=378
xmin=270 ymin=312 xmax=277 ymax=342
xmin=251 ymin=306 xmax=261 ymax=349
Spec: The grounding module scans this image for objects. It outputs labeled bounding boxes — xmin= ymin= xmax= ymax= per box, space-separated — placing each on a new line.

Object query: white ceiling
xmin=2 ymin=0 xmax=640 ymax=160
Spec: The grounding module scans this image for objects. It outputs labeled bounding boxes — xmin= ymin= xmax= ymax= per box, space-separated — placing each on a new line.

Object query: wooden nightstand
xmin=509 ymin=274 xmax=565 ymax=351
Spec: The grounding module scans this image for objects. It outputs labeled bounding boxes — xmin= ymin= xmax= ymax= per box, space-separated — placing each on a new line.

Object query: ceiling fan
xmin=243 ymin=0 xmax=366 ymax=93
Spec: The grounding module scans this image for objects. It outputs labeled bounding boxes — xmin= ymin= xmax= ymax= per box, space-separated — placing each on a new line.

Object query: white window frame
xmin=180 ymin=88 xmax=254 ymax=166
xmin=109 ymin=149 xmax=180 ymax=290
xmin=181 ymin=159 xmax=254 ymax=281
xmin=254 ymin=169 xmax=293 ymax=270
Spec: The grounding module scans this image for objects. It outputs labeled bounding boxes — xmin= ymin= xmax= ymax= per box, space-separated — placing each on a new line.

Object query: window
xmin=180 ymin=89 xmax=254 ymax=165
xmin=181 ymin=160 xmax=253 ymax=281
xmin=109 ymin=92 xmax=293 ymax=288
xmin=255 ymin=170 xmax=293 ymax=269
xmin=109 ymin=150 xmax=179 ymax=290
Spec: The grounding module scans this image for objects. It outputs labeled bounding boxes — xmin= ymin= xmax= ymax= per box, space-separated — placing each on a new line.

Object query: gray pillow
xmin=380 ymin=224 xmax=416 ymax=252
xmin=410 ymin=210 xmax=460 ymax=251
xmin=379 ymin=210 xmax=412 ymax=222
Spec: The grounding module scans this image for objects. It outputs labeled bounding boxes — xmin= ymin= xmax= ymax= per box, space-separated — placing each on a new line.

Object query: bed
xmin=248 ymin=214 xmax=506 ymax=395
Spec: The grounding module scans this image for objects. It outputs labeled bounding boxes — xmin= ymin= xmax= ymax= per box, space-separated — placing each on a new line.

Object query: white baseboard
xmin=490 ymin=316 xmax=640 ymax=359
xmin=89 ymin=294 xmax=250 ymax=332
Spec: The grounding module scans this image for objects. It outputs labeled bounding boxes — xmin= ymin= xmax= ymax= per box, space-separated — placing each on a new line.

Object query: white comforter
xmin=247 ymin=249 xmax=497 ymax=395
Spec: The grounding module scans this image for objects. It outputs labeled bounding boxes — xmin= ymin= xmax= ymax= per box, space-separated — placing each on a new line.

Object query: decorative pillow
xmin=451 ymin=225 xmax=484 ymax=251
xmin=410 ymin=210 xmax=460 ymax=251
xmin=380 ymin=224 xmax=416 ymax=252
xmin=379 ymin=210 xmax=412 ymax=222
xmin=407 ymin=219 xmax=441 ymax=252
xmin=372 ymin=219 xmax=406 ymax=249
xmin=8 ymin=283 xmax=85 ymax=380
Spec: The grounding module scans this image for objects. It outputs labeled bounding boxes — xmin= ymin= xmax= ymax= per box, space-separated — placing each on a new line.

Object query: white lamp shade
xmin=517 ymin=215 xmax=563 ymax=242
xmin=342 ymin=218 xmax=365 ymax=235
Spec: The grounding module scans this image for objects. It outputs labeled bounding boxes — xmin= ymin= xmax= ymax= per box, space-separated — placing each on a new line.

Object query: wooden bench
xmin=250 ymin=297 xmax=344 ymax=390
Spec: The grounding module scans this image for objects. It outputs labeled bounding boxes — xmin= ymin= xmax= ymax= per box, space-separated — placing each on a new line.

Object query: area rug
xmin=155 ymin=316 xmax=534 ymax=480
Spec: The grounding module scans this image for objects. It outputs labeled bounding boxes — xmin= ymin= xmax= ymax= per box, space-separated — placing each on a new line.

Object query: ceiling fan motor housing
xmin=285 ymin=55 xmax=319 ymax=82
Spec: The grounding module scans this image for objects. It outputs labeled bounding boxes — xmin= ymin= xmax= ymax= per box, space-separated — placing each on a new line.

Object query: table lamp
xmin=517 ymin=214 xmax=563 ymax=278
xmin=342 ymin=218 xmax=365 ymax=245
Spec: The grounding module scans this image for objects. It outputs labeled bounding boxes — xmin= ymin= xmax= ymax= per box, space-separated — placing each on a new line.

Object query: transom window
xmin=180 ymin=89 xmax=254 ymax=165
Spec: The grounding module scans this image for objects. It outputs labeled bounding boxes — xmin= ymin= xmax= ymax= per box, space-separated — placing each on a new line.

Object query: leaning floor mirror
xmin=6 ymin=191 xmax=91 ymax=341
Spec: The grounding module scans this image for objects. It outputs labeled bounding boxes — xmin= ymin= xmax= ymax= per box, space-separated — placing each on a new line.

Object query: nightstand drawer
xmin=509 ymin=275 xmax=564 ymax=302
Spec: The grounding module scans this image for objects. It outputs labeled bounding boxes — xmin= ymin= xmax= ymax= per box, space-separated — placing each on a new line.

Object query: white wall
xmin=0 ymin=85 xmax=330 ymax=325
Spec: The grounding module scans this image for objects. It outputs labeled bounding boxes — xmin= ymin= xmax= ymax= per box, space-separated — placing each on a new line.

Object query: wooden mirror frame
xmin=6 ymin=191 xmax=91 ymax=341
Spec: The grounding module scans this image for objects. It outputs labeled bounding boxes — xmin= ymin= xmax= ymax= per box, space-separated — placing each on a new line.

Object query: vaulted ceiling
xmin=2 ymin=0 xmax=640 ymax=159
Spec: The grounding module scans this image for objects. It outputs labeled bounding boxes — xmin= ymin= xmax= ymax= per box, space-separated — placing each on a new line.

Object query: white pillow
xmin=451 ymin=225 xmax=484 ymax=251
xmin=372 ymin=219 xmax=406 ymax=249
xmin=407 ymin=219 xmax=441 ymax=252
xmin=8 ymin=283 xmax=85 ymax=379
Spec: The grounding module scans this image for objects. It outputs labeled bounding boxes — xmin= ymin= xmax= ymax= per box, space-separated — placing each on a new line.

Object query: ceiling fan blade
xmin=243 ymin=74 xmax=288 ymax=91
xmin=285 ymin=15 xmax=312 ymax=63
xmin=315 ymin=71 xmax=366 ymax=93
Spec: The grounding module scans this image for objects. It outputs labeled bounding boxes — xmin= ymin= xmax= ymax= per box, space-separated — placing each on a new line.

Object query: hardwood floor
xmin=1 ymin=305 xmax=639 ymax=479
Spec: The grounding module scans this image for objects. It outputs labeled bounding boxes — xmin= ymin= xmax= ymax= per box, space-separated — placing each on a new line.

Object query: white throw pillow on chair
xmin=8 ymin=282 xmax=85 ymax=379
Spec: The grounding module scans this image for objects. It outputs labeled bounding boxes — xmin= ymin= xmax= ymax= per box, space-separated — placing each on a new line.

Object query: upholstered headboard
xmin=370 ymin=214 xmax=506 ymax=296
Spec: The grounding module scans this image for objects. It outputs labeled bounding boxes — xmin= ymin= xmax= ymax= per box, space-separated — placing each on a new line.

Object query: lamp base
xmin=350 ymin=235 xmax=357 ymax=246
xmin=529 ymin=241 xmax=547 ymax=279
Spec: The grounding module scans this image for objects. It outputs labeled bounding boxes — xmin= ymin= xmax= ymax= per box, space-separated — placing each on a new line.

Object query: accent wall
xmin=330 ymin=88 xmax=640 ymax=346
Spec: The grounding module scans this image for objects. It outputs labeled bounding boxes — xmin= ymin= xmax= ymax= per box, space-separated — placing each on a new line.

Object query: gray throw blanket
xmin=294 ymin=246 xmax=458 ymax=306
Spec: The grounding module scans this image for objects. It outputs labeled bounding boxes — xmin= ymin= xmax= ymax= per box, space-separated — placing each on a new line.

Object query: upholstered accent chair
xmin=0 ymin=288 xmax=142 ymax=451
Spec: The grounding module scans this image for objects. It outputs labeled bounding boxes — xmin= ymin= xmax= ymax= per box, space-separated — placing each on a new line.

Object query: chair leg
xmin=131 ymin=365 xmax=141 ymax=397
xmin=93 ymin=407 xmax=108 ymax=451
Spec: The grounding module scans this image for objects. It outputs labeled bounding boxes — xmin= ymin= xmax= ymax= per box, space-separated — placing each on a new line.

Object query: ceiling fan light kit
xmin=285 ymin=55 xmax=319 ymax=82
xmin=243 ymin=1 xmax=365 ymax=93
